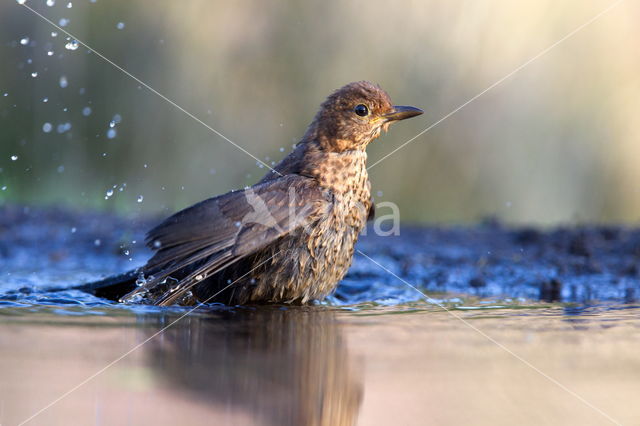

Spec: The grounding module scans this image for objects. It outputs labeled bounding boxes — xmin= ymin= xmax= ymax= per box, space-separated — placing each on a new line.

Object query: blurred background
xmin=0 ymin=0 xmax=638 ymax=225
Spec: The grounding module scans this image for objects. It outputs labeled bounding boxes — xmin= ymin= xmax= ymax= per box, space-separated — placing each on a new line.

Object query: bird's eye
xmin=354 ymin=104 xmax=369 ymax=117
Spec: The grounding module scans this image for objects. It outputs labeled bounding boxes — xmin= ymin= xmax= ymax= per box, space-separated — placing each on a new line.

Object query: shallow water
xmin=1 ymin=302 xmax=639 ymax=426
xmin=1 ymin=208 xmax=640 ymax=425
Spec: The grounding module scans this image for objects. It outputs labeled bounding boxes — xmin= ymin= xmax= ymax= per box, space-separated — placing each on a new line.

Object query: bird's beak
xmin=383 ymin=105 xmax=423 ymax=122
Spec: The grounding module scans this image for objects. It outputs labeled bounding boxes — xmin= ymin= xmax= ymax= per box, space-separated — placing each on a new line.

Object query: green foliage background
xmin=1 ymin=0 xmax=639 ymax=224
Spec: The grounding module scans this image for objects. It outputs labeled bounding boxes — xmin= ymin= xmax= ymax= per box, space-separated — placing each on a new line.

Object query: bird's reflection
xmin=144 ymin=306 xmax=362 ymax=426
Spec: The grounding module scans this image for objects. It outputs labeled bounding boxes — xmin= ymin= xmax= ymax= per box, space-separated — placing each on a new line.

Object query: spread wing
xmin=124 ymin=174 xmax=331 ymax=305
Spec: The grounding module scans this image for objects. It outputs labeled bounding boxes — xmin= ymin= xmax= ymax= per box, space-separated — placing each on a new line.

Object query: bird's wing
xmin=122 ymin=174 xmax=331 ymax=305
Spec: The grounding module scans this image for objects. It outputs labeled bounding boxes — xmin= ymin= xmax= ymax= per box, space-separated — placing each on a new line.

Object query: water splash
xmin=65 ymin=40 xmax=79 ymax=51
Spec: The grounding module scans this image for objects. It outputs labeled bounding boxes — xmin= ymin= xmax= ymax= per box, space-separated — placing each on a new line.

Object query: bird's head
xmin=305 ymin=81 xmax=423 ymax=152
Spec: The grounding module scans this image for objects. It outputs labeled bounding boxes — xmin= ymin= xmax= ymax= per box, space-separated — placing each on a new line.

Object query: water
xmin=1 ymin=302 xmax=638 ymax=425
xmin=64 ymin=40 xmax=79 ymax=51
xmin=1 ymin=207 xmax=639 ymax=425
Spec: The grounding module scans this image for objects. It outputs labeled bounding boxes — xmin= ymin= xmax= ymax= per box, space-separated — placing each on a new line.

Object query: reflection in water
xmin=144 ymin=307 xmax=362 ymax=426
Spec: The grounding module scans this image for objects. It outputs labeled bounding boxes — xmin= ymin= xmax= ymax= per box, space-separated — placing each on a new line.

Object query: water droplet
xmin=137 ymin=195 xmax=143 ymax=203
xmin=1 ymin=186 xmax=6 ymax=191
xmin=58 ymin=18 xmax=69 ymax=27
xmin=94 ymin=239 xmax=101 ymax=246
xmin=42 ymin=122 xmax=52 ymax=133
xmin=70 ymin=227 xmax=76 ymax=233
xmin=108 ymin=120 xmax=116 ymax=128
xmin=56 ymin=122 xmax=71 ymax=133
xmin=59 ymin=75 xmax=68 ymax=88
xmin=116 ymin=22 xmax=125 ymax=30
xmin=51 ymin=31 xmax=58 ymax=37
xmin=16 ymin=0 xmax=26 ymax=4
xmin=106 ymin=189 xmax=114 ymax=197
xmin=47 ymin=50 xmax=54 ymax=56
xmin=82 ymin=106 xmax=92 ymax=116
xmin=124 ymin=250 xmax=129 ymax=255
xmin=235 ymin=221 xmax=241 ymax=227
xmin=64 ymin=40 xmax=79 ymax=50
xmin=10 ymin=155 xmax=18 ymax=161
xmin=30 ymin=72 xmax=38 ymax=78
xmin=20 ymin=37 xmax=29 ymax=46
xmin=279 ymin=147 xmax=285 ymax=152
xmin=195 ymin=274 xmax=203 ymax=281
xmin=112 ymin=114 xmax=122 ymax=124
xmin=153 ymin=240 xmax=161 ymax=248
xmin=42 ymin=97 xmax=48 ymax=102
xmin=66 ymin=1 xmax=72 ymax=8
xmin=135 ymin=274 xmax=146 ymax=287
xmin=46 ymin=0 xmax=55 ymax=6
xmin=106 ymin=128 xmax=117 ymax=139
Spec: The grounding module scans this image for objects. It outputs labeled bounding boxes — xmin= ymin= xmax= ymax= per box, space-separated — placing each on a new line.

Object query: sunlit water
xmin=1 ymin=300 xmax=639 ymax=426
xmin=1 ymin=274 xmax=639 ymax=425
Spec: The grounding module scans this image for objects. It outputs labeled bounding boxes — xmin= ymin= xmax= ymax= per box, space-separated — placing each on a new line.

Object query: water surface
xmin=1 ymin=301 xmax=639 ymax=426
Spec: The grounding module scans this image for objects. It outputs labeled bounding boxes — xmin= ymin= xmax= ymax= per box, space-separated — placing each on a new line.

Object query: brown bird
xmin=80 ymin=81 xmax=422 ymax=305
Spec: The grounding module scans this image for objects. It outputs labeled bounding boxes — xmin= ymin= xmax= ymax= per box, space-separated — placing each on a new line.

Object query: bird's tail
xmin=74 ymin=269 xmax=140 ymax=302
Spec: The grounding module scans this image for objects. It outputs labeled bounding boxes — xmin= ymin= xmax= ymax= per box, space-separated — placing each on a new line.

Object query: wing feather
xmin=121 ymin=175 xmax=330 ymax=305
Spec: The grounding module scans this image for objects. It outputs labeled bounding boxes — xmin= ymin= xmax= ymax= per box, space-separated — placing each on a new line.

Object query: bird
xmin=79 ymin=81 xmax=422 ymax=306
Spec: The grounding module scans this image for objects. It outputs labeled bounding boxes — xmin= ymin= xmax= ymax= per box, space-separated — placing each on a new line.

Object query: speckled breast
xmin=247 ymin=150 xmax=371 ymax=304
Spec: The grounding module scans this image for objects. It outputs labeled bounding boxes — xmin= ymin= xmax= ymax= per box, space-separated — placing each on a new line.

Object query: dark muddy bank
xmin=1 ymin=205 xmax=638 ymax=305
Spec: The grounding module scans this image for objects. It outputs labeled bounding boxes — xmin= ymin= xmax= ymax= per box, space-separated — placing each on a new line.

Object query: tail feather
xmin=75 ymin=269 xmax=139 ymax=301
